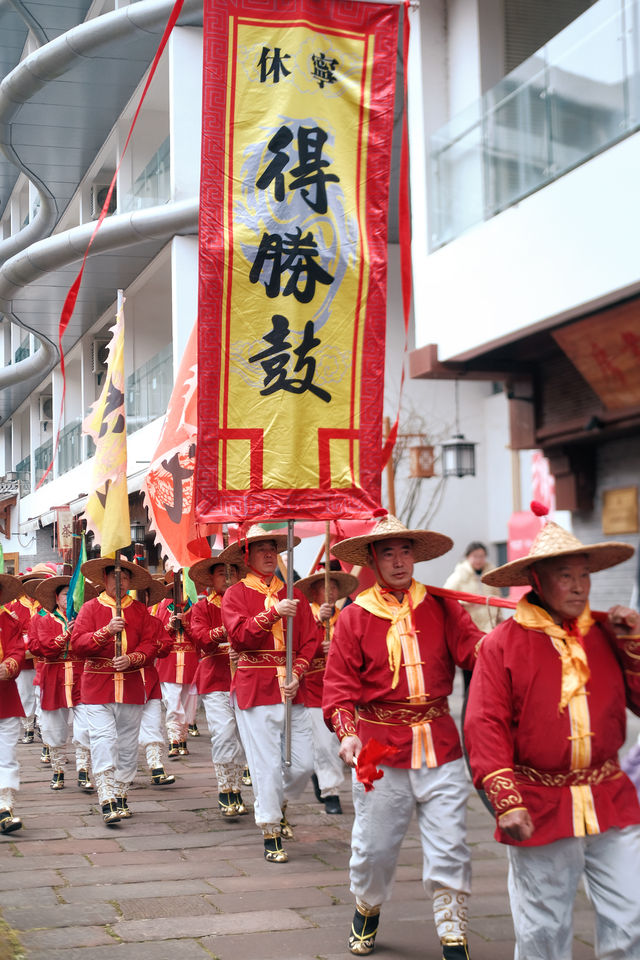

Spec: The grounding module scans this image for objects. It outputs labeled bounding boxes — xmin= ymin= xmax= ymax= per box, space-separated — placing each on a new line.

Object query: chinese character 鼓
xmin=311 ymin=52 xmax=339 ymax=89
xmin=249 ymin=314 xmax=331 ymax=403
xmin=257 ymin=46 xmax=291 ymax=84
xmin=250 ymin=227 xmax=334 ymax=303
xmin=256 ymin=125 xmax=340 ymax=214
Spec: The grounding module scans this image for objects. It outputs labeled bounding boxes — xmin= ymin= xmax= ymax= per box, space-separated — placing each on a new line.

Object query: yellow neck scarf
xmin=310 ymin=602 xmax=338 ymax=642
xmin=98 ymin=592 xmax=134 ymax=654
xmin=515 ymin=596 xmax=593 ymax=711
xmin=356 ymin=580 xmax=426 ymax=688
xmin=207 ymin=591 xmax=222 ymax=608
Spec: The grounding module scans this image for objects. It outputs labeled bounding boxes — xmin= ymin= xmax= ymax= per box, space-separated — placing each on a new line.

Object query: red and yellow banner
xmin=196 ymin=0 xmax=399 ymax=522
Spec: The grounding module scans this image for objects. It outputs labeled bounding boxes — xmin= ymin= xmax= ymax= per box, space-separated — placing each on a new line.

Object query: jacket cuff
xmin=128 ymin=651 xmax=146 ymax=668
xmin=482 ymin=767 xmax=526 ymax=817
xmin=2 ymin=657 xmax=20 ymax=679
xmin=253 ymin=607 xmax=280 ymax=631
xmin=330 ymin=707 xmax=357 ymax=742
xmin=93 ymin=626 xmax=111 ymax=644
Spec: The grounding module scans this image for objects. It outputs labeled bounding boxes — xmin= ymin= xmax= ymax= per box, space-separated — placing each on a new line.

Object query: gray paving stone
xmin=24 ymin=938 xmax=212 ymax=960
xmin=60 ymin=879 xmax=222 ymax=903
xmin=5 ymin=901 xmax=119 ymax=930
xmin=113 ymin=908 xmax=312 ymax=941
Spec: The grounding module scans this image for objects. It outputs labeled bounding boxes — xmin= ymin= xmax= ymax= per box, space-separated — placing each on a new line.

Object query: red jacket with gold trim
xmin=8 ymin=597 xmax=38 ymax=676
xmin=189 ymin=594 xmax=232 ymax=694
xmin=154 ymin=598 xmax=199 ymax=685
xmin=27 ymin=609 xmax=83 ymax=709
xmin=0 ymin=607 xmax=25 ymax=718
xmin=322 ymin=589 xmax=481 ymax=768
xmin=464 ymin=613 xmax=640 ymax=846
xmin=222 ymin=579 xmax=317 ymax=709
xmin=71 ymin=594 xmax=160 ymax=705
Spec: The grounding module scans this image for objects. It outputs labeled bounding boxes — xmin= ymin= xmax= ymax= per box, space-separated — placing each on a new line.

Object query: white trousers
xmin=508 ymin=825 xmax=640 ymax=960
xmin=161 ymin=682 xmax=195 ymax=741
xmin=309 ymin=706 xmax=345 ymax=796
xmin=350 ymin=758 xmax=472 ymax=907
xmin=138 ymin=698 xmax=164 ymax=747
xmin=16 ymin=671 xmax=36 ymax=728
xmin=39 ymin=705 xmax=91 ymax=750
xmin=202 ymin=691 xmax=245 ymax=766
xmin=234 ymin=700 xmax=314 ymax=830
xmin=85 ymin=703 xmax=143 ymax=786
xmin=0 ymin=717 xmax=21 ymax=790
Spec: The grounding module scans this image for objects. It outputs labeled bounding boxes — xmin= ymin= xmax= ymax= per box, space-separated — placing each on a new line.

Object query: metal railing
xmin=126 ymin=343 xmax=173 ymax=434
xmin=430 ymin=0 xmax=640 ymax=247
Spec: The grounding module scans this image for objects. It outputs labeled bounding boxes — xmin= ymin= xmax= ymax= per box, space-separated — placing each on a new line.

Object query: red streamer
xmin=37 ymin=0 xmax=185 ymax=489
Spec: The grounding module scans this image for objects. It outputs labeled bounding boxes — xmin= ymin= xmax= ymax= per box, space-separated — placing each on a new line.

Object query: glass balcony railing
xmin=16 ymin=455 xmax=31 ymax=495
xmin=123 ymin=136 xmax=170 ymax=211
xmin=34 ymin=438 xmax=53 ymax=486
xmin=57 ymin=419 xmax=83 ymax=476
xmin=126 ymin=343 xmax=173 ymax=434
xmin=429 ymin=0 xmax=640 ymax=248
xmin=14 ymin=337 xmax=30 ymax=363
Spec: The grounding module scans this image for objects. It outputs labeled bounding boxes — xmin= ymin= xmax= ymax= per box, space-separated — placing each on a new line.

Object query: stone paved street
xmin=0 ymin=704 xmax=615 ymax=960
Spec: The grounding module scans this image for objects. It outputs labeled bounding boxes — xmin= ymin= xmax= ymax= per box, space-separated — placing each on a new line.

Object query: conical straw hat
xmin=0 ymin=575 xmax=25 ymax=605
xmin=81 ymin=557 xmax=153 ymax=591
xmin=35 ymin=576 xmax=98 ymax=613
xmin=188 ymin=556 xmax=247 ymax=586
xmin=295 ymin=570 xmax=359 ymax=602
xmin=216 ymin=524 xmax=301 ymax=568
xmin=331 ymin=514 xmax=453 ymax=567
xmin=482 ymin=521 xmax=634 ymax=587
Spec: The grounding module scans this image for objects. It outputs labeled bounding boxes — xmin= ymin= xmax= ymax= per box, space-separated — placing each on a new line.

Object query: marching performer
xmin=155 ymin=574 xmax=198 ymax=758
xmin=189 ymin=557 xmax=248 ymax=819
xmin=465 ymin=516 xmax=640 ymax=960
xmin=11 ymin=563 xmax=56 ymax=743
xmin=0 ymin=574 xmax=28 ymax=833
xmin=138 ymin=578 xmax=175 ymax=786
xmin=220 ymin=526 xmax=317 ymax=863
xmin=323 ymin=515 xmax=483 ymax=958
xmin=295 ymin=563 xmax=358 ymax=815
xmin=71 ymin=558 xmax=158 ymax=825
xmin=28 ymin=577 xmax=97 ymax=791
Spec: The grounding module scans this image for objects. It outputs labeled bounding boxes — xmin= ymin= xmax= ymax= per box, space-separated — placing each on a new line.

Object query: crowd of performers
xmin=1 ymin=513 xmax=640 ymax=960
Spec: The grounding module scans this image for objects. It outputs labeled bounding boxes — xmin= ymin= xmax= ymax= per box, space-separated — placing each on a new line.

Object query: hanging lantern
xmin=441 ymin=435 xmax=476 ymax=478
xmin=409 ymin=445 xmax=435 ymax=478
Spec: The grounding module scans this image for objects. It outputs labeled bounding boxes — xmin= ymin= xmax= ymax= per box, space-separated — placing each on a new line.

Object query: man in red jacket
xmin=72 ymin=558 xmax=157 ymax=825
xmin=465 ymin=518 xmax=640 ymax=960
xmin=189 ymin=557 xmax=247 ymax=818
xmin=0 ymin=574 xmax=28 ymax=832
xmin=324 ymin=515 xmax=483 ymax=958
xmin=220 ymin=526 xmax=317 ymax=864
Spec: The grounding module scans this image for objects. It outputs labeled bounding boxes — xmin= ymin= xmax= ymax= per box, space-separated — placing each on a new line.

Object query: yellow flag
xmin=83 ymin=301 xmax=131 ymax=556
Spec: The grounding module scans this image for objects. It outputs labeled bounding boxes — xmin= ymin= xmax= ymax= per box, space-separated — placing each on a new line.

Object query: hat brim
xmin=217 ymin=532 xmax=301 ymax=568
xmin=35 ymin=576 xmax=99 ymax=613
xmin=332 ymin=530 xmax=453 ymax=568
xmin=188 ymin=557 xmax=247 ymax=586
xmin=482 ymin=542 xmax=635 ymax=587
xmin=295 ymin=571 xmax=359 ymax=601
xmin=0 ymin=575 xmax=25 ymax=604
xmin=81 ymin=558 xmax=153 ymax=591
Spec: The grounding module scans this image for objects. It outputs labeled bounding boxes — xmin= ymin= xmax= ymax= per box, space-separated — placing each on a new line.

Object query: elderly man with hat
xmin=323 ymin=514 xmax=483 ymax=958
xmin=220 ymin=525 xmax=318 ymax=863
xmin=464 ymin=514 xmax=640 ymax=960
xmin=295 ymin=562 xmax=358 ymax=816
xmin=28 ymin=576 xmax=98 ymax=792
xmin=70 ymin=557 xmax=159 ymax=824
xmin=0 ymin=574 xmax=28 ymax=833
xmin=189 ymin=556 xmax=248 ymax=818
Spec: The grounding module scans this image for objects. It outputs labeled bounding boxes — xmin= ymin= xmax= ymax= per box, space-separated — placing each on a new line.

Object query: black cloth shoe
xmin=232 ymin=792 xmax=248 ymax=815
xmin=323 ymin=795 xmax=342 ymax=815
xmin=441 ymin=941 xmax=470 ymax=959
xmin=116 ymin=797 xmax=132 ymax=819
xmin=348 ymin=906 xmax=379 ymax=955
xmin=242 ymin=766 xmax=252 ymax=786
xmin=0 ymin=810 xmax=22 ymax=834
xmin=40 ymin=745 xmax=51 ymax=764
xmin=188 ymin=724 xmax=199 ymax=737
xmin=263 ymin=834 xmax=288 ymax=863
xmin=77 ymin=769 xmax=93 ymax=792
xmin=218 ymin=792 xmax=238 ymax=818
xmin=101 ymin=801 xmax=120 ymax=826
xmin=50 ymin=771 xmax=64 ymax=790
xmin=311 ymin=772 xmax=324 ymax=804
xmin=21 ymin=729 xmax=34 ymax=744
xmin=178 ymin=740 xmax=189 ymax=756
xmin=150 ymin=767 xmax=175 ymax=785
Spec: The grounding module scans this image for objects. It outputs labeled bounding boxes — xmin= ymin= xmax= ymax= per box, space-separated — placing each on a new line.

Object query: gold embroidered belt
xmin=514 ymin=757 xmax=622 ymax=788
xmin=358 ymin=697 xmax=450 ymax=726
xmin=237 ymin=650 xmax=285 ymax=669
xmin=202 ymin=651 xmax=228 ymax=660
xmin=170 ymin=642 xmax=196 ymax=653
xmin=84 ymin=658 xmax=141 ymax=674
